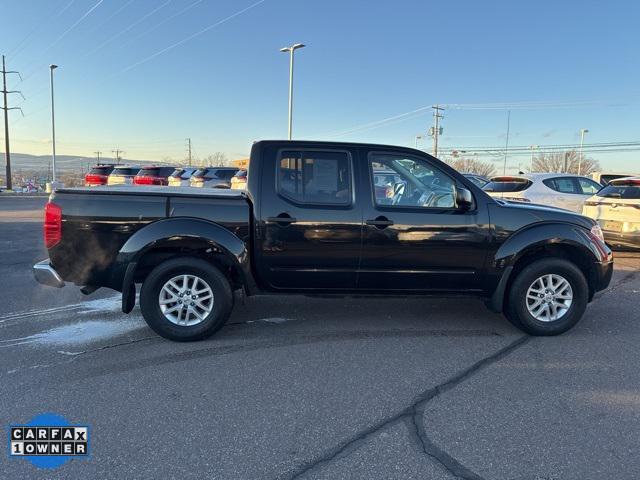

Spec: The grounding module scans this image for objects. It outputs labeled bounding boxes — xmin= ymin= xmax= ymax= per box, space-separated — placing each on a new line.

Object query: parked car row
xmin=481 ymin=172 xmax=640 ymax=250
xmin=85 ymin=164 xmax=246 ymax=189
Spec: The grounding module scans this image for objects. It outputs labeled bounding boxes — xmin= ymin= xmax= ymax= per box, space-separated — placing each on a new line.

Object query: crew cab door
xmin=255 ymin=146 xmax=362 ymax=290
xmin=357 ymin=150 xmax=489 ymax=292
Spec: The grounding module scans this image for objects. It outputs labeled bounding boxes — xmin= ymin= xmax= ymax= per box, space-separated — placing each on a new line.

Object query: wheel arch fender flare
xmin=486 ymin=222 xmax=600 ymax=313
xmin=114 ymin=217 xmax=254 ymax=312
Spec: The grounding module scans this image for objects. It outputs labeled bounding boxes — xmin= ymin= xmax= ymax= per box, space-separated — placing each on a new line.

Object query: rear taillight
xmin=85 ymin=173 xmax=107 ymax=185
xmin=134 ymin=176 xmax=166 ymax=186
xmin=44 ymin=202 xmax=62 ymax=248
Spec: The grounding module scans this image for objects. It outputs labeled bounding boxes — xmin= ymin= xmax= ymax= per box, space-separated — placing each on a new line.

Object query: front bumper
xmin=593 ymin=257 xmax=614 ymax=293
xmin=604 ymin=230 xmax=640 ymax=251
xmin=33 ymin=259 xmax=65 ymax=288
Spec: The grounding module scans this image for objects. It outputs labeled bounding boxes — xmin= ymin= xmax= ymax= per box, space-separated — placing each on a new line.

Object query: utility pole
xmin=429 ymin=104 xmax=444 ymax=157
xmin=186 ymin=138 xmax=192 ymax=166
xmin=94 ymin=151 xmax=102 ymax=163
xmin=1 ymin=55 xmax=23 ymax=191
xmin=529 ymin=145 xmax=538 ymax=172
xmin=112 ymin=149 xmax=124 ymax=163
xmin=502 ymin=110 xmax=511 ymax=175
xmin=578 ymin=128 xmax=589 ymax=175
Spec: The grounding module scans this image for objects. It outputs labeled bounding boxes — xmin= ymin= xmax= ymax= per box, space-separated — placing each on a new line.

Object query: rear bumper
xmin=33 ymin=259 xmax=65 ymax=288
xmin=604 ymin=231 xmax=640 ymax=251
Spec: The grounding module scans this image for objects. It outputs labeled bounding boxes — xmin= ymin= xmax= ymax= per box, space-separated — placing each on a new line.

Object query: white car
xmin=482 ymin=173 xmax=602 ymax=213
xmin=582 ymin=177 xmax=640 ymax=250
xmin=168 ymin=167 xmax=198 ymax=187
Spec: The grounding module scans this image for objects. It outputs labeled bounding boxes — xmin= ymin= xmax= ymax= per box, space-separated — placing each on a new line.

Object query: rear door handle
xmin=266 ymin=214 xmax=297 ymax=225
xmin=366 ymin=216 xmax=394 ymax=229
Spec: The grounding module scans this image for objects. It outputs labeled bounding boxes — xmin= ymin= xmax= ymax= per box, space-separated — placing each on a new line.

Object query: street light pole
xmin=280 ymin=43 xmax=305 ymax=140
xmin=415 ymin=135 xmax=423 ymax=149
xmin=578 ymin=128 xmax=589 ymax=175
xmin=49 ymin=64 xmax=58 ymax=185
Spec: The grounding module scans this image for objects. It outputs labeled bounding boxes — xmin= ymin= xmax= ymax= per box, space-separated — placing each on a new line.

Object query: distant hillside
xmin=3 ymin=153 xmax=167 ymax=174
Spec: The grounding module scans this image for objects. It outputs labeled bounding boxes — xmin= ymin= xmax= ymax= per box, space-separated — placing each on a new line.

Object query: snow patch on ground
xmin=77 ymin=296 xmax=123 ymax=314
xmin=0 ymin=318 xmax=145 ymax=348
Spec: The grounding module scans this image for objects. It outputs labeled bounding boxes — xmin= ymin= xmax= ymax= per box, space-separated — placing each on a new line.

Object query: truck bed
xmin=48 ymin=186 xmax=250 ymax=289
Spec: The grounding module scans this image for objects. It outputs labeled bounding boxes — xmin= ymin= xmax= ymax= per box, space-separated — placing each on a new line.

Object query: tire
xmin=505 ymin=258 xmax=588 ymax=336
xmin=140 ymin=257 xmax=233 ymax=341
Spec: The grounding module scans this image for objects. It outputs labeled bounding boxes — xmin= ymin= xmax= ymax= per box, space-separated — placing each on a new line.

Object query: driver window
xmin=369 ymin=153 xmax=456 ymax=208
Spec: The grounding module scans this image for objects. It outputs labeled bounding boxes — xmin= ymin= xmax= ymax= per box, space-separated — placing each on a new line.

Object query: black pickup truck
xmin=34 ymin=140 xmax=613 ymax=341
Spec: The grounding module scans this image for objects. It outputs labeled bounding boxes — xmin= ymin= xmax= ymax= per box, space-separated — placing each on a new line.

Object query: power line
xmin=81 ymin=0 xmax=173 ymax=59
xmin=116 ymin=0 xmax=267 ymax=75
xmin=7 ymin=0 xmax=77 ymax=59
xmin=120 ymin=0 xmax=204 ymax=48
xmin=20 ymin=0 xmax=106 ymax=82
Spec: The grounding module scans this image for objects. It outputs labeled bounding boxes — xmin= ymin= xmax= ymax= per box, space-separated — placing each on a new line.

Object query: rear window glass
xmin=89 ymin=166 xmax=114 ymax=175
xmin=597 ymin=183 xmax=640 ymax=199
xmin=234 ymin=170 xmax=247 ymax=178
xmin=170 ymin=168 xmax=184 ymax=178
xmin=483 ymin=178 xmax=532 ymax=192
xmin=111 ymin=167 xmax=140 ymax=176
xmin=600 ymin=174 xmax=634 ymax=185
xmin=138 ymin=167 xmax=175 ymax=177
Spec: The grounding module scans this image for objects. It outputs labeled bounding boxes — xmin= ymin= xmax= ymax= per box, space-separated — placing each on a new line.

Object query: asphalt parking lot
xmin=1 ymin=196 xmax=639 ymax=479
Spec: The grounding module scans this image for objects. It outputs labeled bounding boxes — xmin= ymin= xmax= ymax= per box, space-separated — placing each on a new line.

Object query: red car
xmin=133 ymin=166 xmax=176 ymax=186
xmin=84 ymin=165 xmax=115 ymax=186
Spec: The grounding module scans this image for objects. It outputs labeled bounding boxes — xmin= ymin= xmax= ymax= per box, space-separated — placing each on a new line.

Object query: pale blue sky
xmin=1 ymin=0 xmax=639 ymax=172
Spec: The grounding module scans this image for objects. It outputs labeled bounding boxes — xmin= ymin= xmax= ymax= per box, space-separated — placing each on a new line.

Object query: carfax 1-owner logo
xmin=8 ymin=413 xmax=90 ymax=469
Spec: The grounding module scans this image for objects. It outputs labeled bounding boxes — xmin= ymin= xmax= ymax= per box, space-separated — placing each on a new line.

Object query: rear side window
xmin=89 ymin=166 xmax=114 ymax=175
xmin=597 ymin=182 xmax=640 ymax=199
xmin=277 ymin=150 xmax=352 ymax=205
xmin=543 ymin=177 xmax=579 ymax=194
xmin=483 ymin=177 xmax=532 ymax=192
xmin=112 ymin=167 xmax=140 ymax=176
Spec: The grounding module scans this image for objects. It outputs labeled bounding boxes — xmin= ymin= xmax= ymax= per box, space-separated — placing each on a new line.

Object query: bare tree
xmin=447 ymin=157 xmax=497 ymax=177
xmin=532 ymin=150 xmax=600 ymax=175
xmin=202 ymin=152 xmax=227 ymax=167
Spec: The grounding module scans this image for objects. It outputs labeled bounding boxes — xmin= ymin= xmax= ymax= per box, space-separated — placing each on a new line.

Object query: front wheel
xmin=505 ymin=258 xmax=588 ymax=336
xmin=140 ymin=257 xmax=233 ymax=341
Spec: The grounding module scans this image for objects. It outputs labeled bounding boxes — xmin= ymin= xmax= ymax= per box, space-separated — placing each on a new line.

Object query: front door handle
xmin=266 ymin=213 xmax=297 ymax=226
xmin=366 ymin=216 xmax=394 ymax=229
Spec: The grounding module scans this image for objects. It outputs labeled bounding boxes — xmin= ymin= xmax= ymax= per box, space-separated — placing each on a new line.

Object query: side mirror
xmin=456 ymin=187 xmax=473 ymax=210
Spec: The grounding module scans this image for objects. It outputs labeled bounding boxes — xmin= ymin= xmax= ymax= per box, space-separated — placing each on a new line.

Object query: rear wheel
xmin=505 ymin=258 xmax=588 ymax=336
xmin=140 ymin=257 xmax=233 ymax=341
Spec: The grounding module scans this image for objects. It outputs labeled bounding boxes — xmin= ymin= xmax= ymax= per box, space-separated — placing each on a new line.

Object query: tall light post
xmin=279 ymin=43 xmax=305 ymax=140
xmin=49 ymin=64 xmax=58 ymax=187
xmin=529 ymin=145 xmax=538 ymax=172
xmin=414 ymin=135 xmax=423 ymax=149
xmin=578 ymin=128 xmax=589 ymax=175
